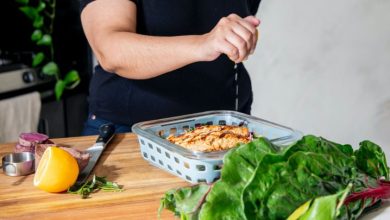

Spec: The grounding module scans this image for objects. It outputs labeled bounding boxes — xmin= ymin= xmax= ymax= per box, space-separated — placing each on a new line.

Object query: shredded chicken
xmin=166 ymin=125 xmax=251 ymax=152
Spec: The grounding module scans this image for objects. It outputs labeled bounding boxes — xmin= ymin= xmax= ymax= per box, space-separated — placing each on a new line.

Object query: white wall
xmin=246 ymin=0 xmax=390 ymax=154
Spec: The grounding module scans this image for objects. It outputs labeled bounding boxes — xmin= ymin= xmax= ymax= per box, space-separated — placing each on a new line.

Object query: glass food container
xmin=132 ymin=110 xmax=302 ymax=184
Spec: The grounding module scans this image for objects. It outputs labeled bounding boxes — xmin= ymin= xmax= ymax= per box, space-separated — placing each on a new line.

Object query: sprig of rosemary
xmin=67 ymin=175 xmax=123 ymax=199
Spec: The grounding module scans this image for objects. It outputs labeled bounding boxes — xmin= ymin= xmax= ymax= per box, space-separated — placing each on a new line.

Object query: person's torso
xmin=88 ymin=0 xmax=258 ymax=125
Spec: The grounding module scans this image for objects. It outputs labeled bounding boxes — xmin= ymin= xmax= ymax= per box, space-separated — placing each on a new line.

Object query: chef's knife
xmin=75 ymin=124 xmax=115 ymax=186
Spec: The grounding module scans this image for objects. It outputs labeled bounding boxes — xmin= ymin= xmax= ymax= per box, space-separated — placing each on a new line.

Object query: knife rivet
xmin=91 ymin=114 xmax=96 ymax=120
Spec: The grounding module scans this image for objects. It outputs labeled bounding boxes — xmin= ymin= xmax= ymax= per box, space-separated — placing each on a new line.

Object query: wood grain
xmin=0 ymin=133 xmax=189 ymax=219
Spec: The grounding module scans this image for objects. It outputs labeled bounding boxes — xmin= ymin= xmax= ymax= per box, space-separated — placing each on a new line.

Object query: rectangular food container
xmin=132 ymin=110 xmax=302 ymax=184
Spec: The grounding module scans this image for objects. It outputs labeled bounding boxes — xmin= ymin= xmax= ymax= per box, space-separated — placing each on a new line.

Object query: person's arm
xmin=81 ymin=0 xmax=260 ymax=80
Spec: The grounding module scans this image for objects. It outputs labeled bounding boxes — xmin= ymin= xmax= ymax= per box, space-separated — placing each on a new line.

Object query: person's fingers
xmin=251 ymin=29 xmax=259 ymax=54
xmin=230 ymin=14 xmax=259 ymax=56
xmin=236 ymin=18 xmax=257 ymax=34
xmin=230 ymin=22 xmax=253 ymax=51
xmin=209 ymin=14 xmax=260 ymax=62
xmin=225 ymin=31 xmax=249 ymax=62
xmin=216 ymin=39 xmax=239 ymax=61
xmin=244 ymin=16 xmax=261 ymax=27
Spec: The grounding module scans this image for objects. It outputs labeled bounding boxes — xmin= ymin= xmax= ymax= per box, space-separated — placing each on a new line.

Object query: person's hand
xmin=199 ymin=14 xmax=260 ymax=63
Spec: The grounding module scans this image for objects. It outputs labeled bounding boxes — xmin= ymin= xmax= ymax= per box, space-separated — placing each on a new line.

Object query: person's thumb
xmin=244 ymin=16 xmax=260 ymax=27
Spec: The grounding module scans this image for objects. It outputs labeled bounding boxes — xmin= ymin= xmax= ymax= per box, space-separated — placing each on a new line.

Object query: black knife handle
xmin=96 ymin=123 xmax=115 ymax=144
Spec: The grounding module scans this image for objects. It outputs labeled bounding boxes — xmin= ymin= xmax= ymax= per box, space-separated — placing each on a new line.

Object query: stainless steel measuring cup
xmin=2 ymin=152 xmax=35 ymax=176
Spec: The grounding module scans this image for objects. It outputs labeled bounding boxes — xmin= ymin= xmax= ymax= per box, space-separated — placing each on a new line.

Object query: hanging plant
xmin=16 ymin=0 xmax=80 ymax=100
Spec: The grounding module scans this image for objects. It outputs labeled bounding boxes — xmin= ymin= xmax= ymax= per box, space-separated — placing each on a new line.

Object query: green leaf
xmin=16 ymin=0 xmax=29 ymax=5
xmin=68 ymin=175 xmax=123 ymax=199
xmin=31 ymin=29 xmax=43 ymax=41
xmin=161 ymin=135 xmax=390 ymax=220
xmin=32 ymin=52 xmax=45 ymax=67
xmin=37 ymin=34 xmax=52 ymax=46
xmin=55 ymin=80 xmax=66 ymax=100
xmin=42 ymin=62 xmax=59 ymax=76
xmin=241 ymin=136 xmax=358 ymax=219
xmin=19 ymin=6 xmax=38 ymax=20
xmin=36 ymin=2 xmax=46 ymax=12
xmin=159 ymin=184 xmax=211 ymax=220
xmin=33 ymin=15 xmax=44 ymax=28
xmin=64 ymin=70 xmax=81 ymax=89
xmin=199 ymin=138 xmax=278 ymax=220
xmin=355 ymin=140 xmax=389 ymax=180
xmin=297 ymin=184 xmax=351 ymax=220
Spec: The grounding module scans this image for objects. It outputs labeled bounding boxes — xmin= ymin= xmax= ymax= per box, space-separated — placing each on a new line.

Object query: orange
xmin=34 ymin=147 xmax=79 ymax=193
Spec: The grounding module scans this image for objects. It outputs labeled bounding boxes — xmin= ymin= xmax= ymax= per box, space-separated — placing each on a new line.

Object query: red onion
xmin=18 ymin=132 xmax=49 ymax=147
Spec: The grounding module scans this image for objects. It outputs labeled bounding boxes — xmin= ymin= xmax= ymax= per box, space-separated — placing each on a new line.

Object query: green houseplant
xmin=15 ymin=0 xmax=80 ymax=100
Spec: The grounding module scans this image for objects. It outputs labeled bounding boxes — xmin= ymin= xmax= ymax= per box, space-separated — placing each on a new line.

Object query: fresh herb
xmin=160 ymin=135 xmax=390 ymax=220
xmin=67 ymin=175 xmax=123 ymax=199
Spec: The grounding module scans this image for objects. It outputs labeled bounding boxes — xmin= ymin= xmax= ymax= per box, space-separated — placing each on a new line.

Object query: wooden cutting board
xmin=0 ymin=133 xmax=189 ymax=219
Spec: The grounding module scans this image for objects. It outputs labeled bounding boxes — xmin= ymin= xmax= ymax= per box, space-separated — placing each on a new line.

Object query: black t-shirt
xmin=79 ymin=0 xmax=261 ymax=126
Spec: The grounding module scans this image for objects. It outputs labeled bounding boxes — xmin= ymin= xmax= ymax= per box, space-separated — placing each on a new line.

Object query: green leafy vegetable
xmin=67 ymin=175 xmax=123 ymax=199
xmin=199 ymin=138 xmax=278 ymax=220
xmin=289 ymin=184 xmax=351 ymax=220
xmin=159 ymin=184 xmax=211 ymax=220
xmin=355 ymin=140 xmax=389 ymax=179
xmin=161 ymin=135 xmax=390 ymax=220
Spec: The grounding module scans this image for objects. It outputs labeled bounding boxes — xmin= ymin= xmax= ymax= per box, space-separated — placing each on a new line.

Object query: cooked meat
xmin=166 ymin=125 xmax=251 ymax=152
xmin=35 ymin=144 xmax=91 ymax=172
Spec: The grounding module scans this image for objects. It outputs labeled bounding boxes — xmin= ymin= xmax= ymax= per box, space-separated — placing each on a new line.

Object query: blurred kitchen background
xmin=0 ymin=0 xmax=389 ymax=155
xmin=0 ymin=0 xmax=91 ymax=142
xmin=247 ymin=0 xmax=390 ymax=154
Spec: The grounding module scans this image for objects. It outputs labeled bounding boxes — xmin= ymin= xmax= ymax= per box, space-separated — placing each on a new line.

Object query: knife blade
xmin=75 ymin=123 xmax=115 ymax=186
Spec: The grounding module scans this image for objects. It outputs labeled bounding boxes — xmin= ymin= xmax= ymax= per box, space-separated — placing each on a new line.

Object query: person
xmin=79 ymin=0 xmax=261 ymax=135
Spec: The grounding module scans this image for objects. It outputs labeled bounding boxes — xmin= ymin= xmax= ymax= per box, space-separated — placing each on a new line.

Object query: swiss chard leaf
xmin=161 ymin=135 xmax=390 ymax=220
xmin=199 ymin=138 xmax=278 ymax=220
xmin=355 ymin=140 xmax=389 ymax=180
xmin=296 ymin=184 xmax=351 ymax=220
xmin=243 ymin=136 xmax=357 ymax=219
xmin=159 ymin=184 xmax=211 ymax=220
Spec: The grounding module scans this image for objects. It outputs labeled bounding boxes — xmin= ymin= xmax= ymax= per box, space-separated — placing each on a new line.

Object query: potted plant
xmin=15 ymin=0 xmax=80 ymax=100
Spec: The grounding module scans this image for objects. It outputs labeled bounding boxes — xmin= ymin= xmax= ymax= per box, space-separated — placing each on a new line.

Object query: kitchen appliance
xmin=0 ymin=50 xmax=58 ymax=137
xmin=132 ymin=110 xmax=303 ymax=184
xmin=0 ymin=56 xmax=54 ymax=96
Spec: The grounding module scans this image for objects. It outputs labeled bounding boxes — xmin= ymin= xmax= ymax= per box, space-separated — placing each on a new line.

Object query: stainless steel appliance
xmin=0 ymin=64 xmax=53 ymax=95
xmin=0 ymin=51 xmax=58 ymax=136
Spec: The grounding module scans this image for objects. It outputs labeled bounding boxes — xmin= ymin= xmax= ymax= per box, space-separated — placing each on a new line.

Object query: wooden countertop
xmin=0 ymin=133 xmax=188 ymax=220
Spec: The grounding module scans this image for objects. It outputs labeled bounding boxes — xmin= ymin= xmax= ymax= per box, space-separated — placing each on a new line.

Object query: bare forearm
xmin=97 ymin=32 xmax=204 ymax=79
xmin=81 ymin=0 xmax=260 ymax=80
